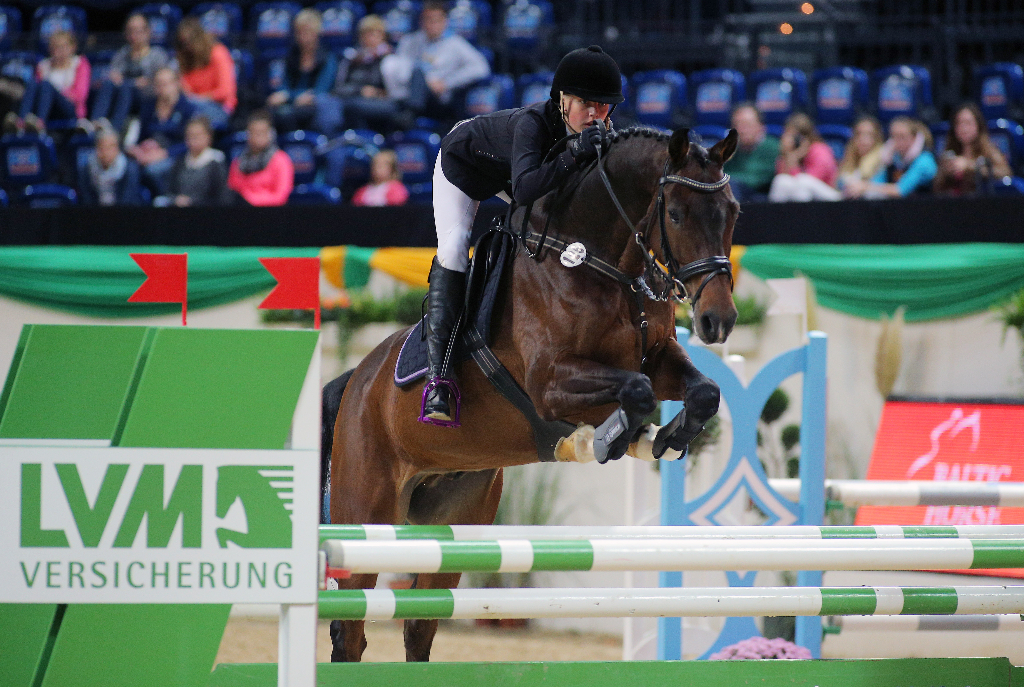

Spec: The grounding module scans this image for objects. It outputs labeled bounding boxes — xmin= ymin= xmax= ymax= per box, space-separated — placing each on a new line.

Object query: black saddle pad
xmin=394 ymin=229 xmax=515 ymax=387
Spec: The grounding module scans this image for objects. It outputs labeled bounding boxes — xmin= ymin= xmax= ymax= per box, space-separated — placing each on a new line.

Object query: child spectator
xmin=858 ymin=116 xmax=938 ymax=198
xmin=934 ymin=103 xmax=1011 ymax=196
xmin=175 ymin=17 xmax=236 ymax=129
xmin=227 ymin=109 xmax=294 ymax=206
xmin=322 ymin=14 xmax=398 ymax=133
xmin=91 ymin=14 xmax=169 ymax=132
xmin=20 ymin=31 xmax=91 ymax=131
xmin=835 ymin=116 xmax=885 ymax=198
xmin=127 ymin=67 xmax=197 ymax=193
xmin=267 ymin=9 xmax=337 ymax=133
xmin=160 ymin=116 xmax=228 ymax=207
xmin=79 ymin=127 xmax=144 ymax=206
xmin=768 ymin=112 xmax=839 ymax=201
xmin=351 ymin=150 xmax=409 ymax=206
xmin=725 ymin=103 xmax=779 ymax=202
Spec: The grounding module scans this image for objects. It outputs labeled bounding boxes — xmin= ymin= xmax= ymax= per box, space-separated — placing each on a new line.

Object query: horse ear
xmin=669 ymin=128 xmax=690 ymax=165
xmin=709 ymin=129 xmax=738 ymax=165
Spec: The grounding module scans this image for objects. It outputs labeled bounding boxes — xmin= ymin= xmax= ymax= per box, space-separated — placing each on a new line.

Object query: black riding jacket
xmin=439 ymin=99 xmax=580 ymax=203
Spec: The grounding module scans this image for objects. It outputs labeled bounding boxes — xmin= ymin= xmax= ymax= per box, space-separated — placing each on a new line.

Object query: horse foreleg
xmin=329 ymin=574 xmax=376 ymax=662
xmin=648 ymin=340 xmax=721 ymax=458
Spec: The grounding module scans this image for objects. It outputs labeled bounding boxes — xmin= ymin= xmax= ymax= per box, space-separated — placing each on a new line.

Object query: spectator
xmin=351 ymin=150 xmax=409 ymax=206
xmin=859 ymin=116 xmax=938 ymax=198
xmin=159 ymin=116 xmax=228 ymax=207
xmin=20 ymin=31 xmax=91 ymax=131
xmin=79 ymin=127 xmax=144 ymax=206
xmin=321 ymin=14 xmax=399 ymax=133
xmin=127 ymin=67 xmax=197 ymax=192
xmin=394 ymin=1 xmax=490 ymax=123
xmin=934 ymin=103 xmax=1011 ymax=196
xmin=835 ymin=116 xmax=885 ymax=198
xmin=175 ymin=17 xmax=237 ymax=129
xmin=227 ymin=109 xmax=294 ymax=206
xmin=768 ymin=113 xmax=839 ymax=202
xmin=91 ymin=13 xmax=170 ymax=132
xmin=267 ymin=9 xmax=338 ymax=133
xmin=725 ymin=103 xmax=779 ymax=202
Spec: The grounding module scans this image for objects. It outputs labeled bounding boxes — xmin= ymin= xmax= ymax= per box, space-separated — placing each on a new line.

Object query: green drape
xmin=741 ymin=243 xmax=1024 ymax=322
xmin=0 ymin=246 xmax=319 ymax=318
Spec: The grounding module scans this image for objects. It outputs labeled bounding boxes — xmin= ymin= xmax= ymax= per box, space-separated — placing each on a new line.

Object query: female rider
xmin=422 ymin=45 xmax=624 ymax=425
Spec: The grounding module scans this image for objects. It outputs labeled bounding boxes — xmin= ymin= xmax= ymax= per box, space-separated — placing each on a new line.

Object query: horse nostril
xmin=701 ymin=313 xmax=719 ymax=340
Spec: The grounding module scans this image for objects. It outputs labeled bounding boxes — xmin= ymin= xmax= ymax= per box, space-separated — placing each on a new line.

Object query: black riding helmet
xmin=550 ymin=45 xmax=624 ymax=105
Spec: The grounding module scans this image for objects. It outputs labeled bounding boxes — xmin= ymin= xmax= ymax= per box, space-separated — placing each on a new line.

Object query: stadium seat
xmin=463 ymin=74 xmax=514 ymax=117
xmin=975 ymin=63 xmax=1024 ymax=121
xmin=252 ymin=2 xmax=302 ymax=60
xmin=1 ymin=51 xmax=41 ymax=85
xmin=930 ymin=121 xmax=949 ymax=154
xmin=405 ymin=181 xmax=432 ymax=203
xmin=448 ymin=0 xmax=491 ymax=44
xmin=812 ymin=67 xmax=869 ymax=126
xmin=690 ymin=69 xmax=745 ymax=127
xmin=872 ymin=65 xmax=933 ymax=124
xmin=373 ymin=1 xmax=422 ymax=43
xmin=503 ymin=0 xmax=554 ymax=55
xmin=138 ymin=4 xmax=182 ymax=47
xmin=517 ymin=71 xmax=553 ymax=108
xmin=0 ymin=133 xmax=58 ymax=189
xmin=749 ymin=68 xmax=808 ymax=127
xmin=32 ymin=5 xmax=87 ymax=53
xmin=87 ymin=50 xmax=117 ymax=89
xmin=340 ymin=128 xmax=385 ymax=149
xmin=691 ymin=124 xmax=730 ymax=146
xmin=232 ymin=48 xmax=256 ymax=86
xmin=385 ymin=129 xmax=440 ymax=185
xmin=280 ymin=130 xmax=327 ymax=185
xmin=63 ymin=132 xmax=95 ymax=187
xmin=0 ymin=187 xmax=6 ymax=205
xmin=324 ymin=142 xmax=372 ymax=197
xmin=258 ymin=54 xmax=287 ymax=96
xmin=816 ymin=123 xmax=852 ymax=162
xmin=317 ymin=1 xmax=366 ymax=51
xmin=18 ymin=182 xmax=76 ymax=207
xmin=218 ymin=130 xmax=250 ymax=161
xmin=987 ymin=118 xmax=1024 ymax=169
xmin=0 ymin=5 xmax=23 ymax=52
xmin=992 ymin=175 xmax=1024 ymax=195
xmin=630 ymin=70 xmax=686 ymax=130
xmin=289 ymin=182 xmax=342 ymax=204
xmin=190 ymin=3 xmax=244 ymax=46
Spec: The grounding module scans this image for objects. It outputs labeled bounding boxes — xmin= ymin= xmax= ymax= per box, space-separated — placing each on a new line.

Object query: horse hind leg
xmin=403 ymin=468 xmax=503 ymax=662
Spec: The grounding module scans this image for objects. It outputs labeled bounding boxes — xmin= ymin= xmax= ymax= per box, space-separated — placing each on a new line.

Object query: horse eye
xmin=668 ymin=210 xmax=681 ymax=224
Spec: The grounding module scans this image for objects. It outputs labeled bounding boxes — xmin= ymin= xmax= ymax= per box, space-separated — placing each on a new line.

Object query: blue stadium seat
xmin=317 ymin=1 xmax=366 ymax=51
xmin=0 ymin=134 xmax=57 ymax=189
xmin=517 ymin=71 xmax=553 ymax=108
xmin=324 ymin=142 xmax=372 ymax=197
xmin=448 ymin=0 xmax=491 ymax=44
xmin=191 ymin=3 xmax=244 ymax=46
xmin=87 ymin=50 xmax=117 ymax=89
xmin=0 ymin=5 xmax=22 ymax=52
xmin=812 ymin=67 xmax=869 ymax=126
xmin=987 ymin=118 xmax=1024 ymax=168
xmin=691 ymin=125 xmax=730 ymax=146
xmin=930 ymin=121 xmax=949 ymax=154
xmin=872 ymin=65 xmax=932 ymax=124
xmin=975 ymin=63 xmax=1024 ymax=121
xmin=259 ymin=54 xmax=287 ymax=96
xmin=631 ymin=70 xmax=686 ymax=130
xmin=503 ymin=0 xmax=553 ymax=54
xmin=463 ymin=74 xmax=514 ymax=117
xmin=18 ymin=182 xmax=76 ymax=207
xmin=218 ymin=130 xmax=250 ymax=161
xmin=992 ymin=175 xmax=1024 ymax=195
xmin=138 ymin=4 xmax=182 ymax=48
xmin=373 ymin=1 xmax=422 ymax=43
xmin=816 ymin=123 xmax=852 ymax=162
xmin=340 ymin=128 xmax=385 ymax=149
xmin=1 ymin=51 xmax=40 ymax=84
xmin=749 ymin=68 xmax=808 ymax=127
xmin=0 ymin=187 xmax=6 ymax=205
xmin=232 ymin=48 xmax=256 ymax=86
xmin=405 ymin=181 xmax=431 ymax=203
xmin=63 ymin=132 xmax=94 ymax=188
xmin=33 ymin=6 xmax=87 ymax=53
xmin=280 ymin=130 xmax=327 ymax=185
xmin=385 ymin=129 xmax=440 ymax=185
xmin=690 ymin=69 xmax=745 ymax=127
xmin=290 ymin=182 xmax=342 ymax=204
xmin=251 ymin=2 xmax=302 ymax=60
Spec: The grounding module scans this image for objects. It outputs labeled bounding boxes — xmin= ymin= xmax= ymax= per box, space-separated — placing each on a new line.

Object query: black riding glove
xmin=568 ymin=120 xmax=606 ymax=166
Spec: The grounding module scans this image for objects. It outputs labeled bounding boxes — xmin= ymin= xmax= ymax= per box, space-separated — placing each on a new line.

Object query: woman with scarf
xmin=227 ymin=109 xmax=294 ymax=206
xmin=80 ymin=127 xmax=144 ymax=206
xmin=160 ymin=116 xmax=228 ymax=207
xmin=267 ymin=9 xmax=337 ymax=133
xmin=852 ymin=116 xmax=937 ymax=198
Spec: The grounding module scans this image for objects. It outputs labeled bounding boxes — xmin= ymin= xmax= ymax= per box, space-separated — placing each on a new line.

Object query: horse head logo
xmin=906 ymin=408 xmax=981 ymax=479
xmin=215 ymin=466 xmax=294 ymax=548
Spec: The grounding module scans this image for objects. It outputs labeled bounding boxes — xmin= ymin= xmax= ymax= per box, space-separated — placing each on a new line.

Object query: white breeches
xmin=768 ymin=173 xmax=843 ymax=202
xmin=432 ymin=151 xmax=510 ymax=272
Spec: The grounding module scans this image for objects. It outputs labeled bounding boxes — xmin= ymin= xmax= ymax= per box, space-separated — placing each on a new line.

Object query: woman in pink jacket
xmin=768 ymin=112 xmax=840 ymax=202
xmin=227 ymin=109 xmax=294 ymax=206
xmin=20 ymin=31 xmax=91 ymax=131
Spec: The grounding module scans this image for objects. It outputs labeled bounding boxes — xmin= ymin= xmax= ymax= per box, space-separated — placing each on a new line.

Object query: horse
xmin=325 ymin=126 xmax=740 ymax=662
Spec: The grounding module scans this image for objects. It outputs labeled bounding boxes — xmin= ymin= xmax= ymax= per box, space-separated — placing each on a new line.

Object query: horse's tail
xmin=320 ymin=369 xmax=354 ymax=523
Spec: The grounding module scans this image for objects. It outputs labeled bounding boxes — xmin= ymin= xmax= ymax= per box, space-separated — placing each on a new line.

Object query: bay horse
xmin=326 ymin=126 xmax=740 ymax=661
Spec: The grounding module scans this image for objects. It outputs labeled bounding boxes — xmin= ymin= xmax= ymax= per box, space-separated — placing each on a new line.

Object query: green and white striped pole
xmin=321 ymin=537 xmax=1024 ymax=574
xmin=317 ymin=585 xmax=1024 ymax=621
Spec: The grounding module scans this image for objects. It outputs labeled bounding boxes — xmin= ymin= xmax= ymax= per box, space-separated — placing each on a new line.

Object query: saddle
xmin=394 ymin=226 xmax=575 ymax=462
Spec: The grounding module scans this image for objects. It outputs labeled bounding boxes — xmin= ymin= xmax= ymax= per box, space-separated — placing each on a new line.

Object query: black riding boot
xmin=420 ymin=258 xmax=466 ymax=426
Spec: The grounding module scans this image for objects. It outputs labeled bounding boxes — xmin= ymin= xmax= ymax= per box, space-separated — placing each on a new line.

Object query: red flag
xmin=128 ymin=253 xmax=188 ymax=325
xmin=258 ymin=257 xmax=321 ymax=329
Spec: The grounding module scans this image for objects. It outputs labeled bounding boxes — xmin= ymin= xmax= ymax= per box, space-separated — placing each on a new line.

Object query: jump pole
xmin=768 ymin=478 xmax=1024 ymax=507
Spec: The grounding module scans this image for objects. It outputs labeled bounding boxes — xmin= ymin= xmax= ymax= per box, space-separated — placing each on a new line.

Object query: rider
xmin=422 ymin=45 xmax=624 ymax=425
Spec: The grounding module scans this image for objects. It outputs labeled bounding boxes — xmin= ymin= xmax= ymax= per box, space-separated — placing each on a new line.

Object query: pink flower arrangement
xmin=708 ymin=636 xmax=812 ymax=660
